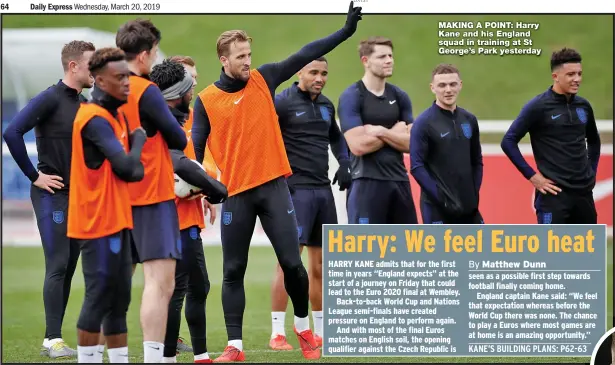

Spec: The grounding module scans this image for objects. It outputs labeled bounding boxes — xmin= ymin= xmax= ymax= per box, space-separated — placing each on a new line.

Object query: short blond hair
xmin=216 ymin=30 xmax=252 ymax=58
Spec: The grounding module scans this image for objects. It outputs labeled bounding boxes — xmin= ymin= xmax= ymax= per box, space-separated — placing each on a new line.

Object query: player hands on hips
xmin=190 ymin=2 xmax=362 ymax=362
xmin=501 ymin=48 xmax=600 ymax=224
xmin=339 ymin=37 xmax=418 ymax=224
xmin=3 ymin=40 xmax=96 ymax=359
xmin=68 ymin=48 xmax=147 ymax=363
xmin=410 ymin=64 xmax=484 ymax=224
xmin=269 ymin=56 xmax=352 ymax=351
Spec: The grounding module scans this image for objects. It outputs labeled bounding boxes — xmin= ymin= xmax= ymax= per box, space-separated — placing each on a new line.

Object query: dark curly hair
xmin=551 ymin=48 xmax=582 ymax=71
xmin=88 ymin=47 xmax=126 ymax=76
xmin=150 ymin=59 xmax=186 ymax=91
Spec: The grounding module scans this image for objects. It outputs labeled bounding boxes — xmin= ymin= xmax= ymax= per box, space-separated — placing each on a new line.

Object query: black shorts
xmin=131 ymin=199 xmax=182 ymax=264
xmin=347 ymin=178 xmax=418 ymax=224
xmin=420 ymin=200 xmax=484 ymax=224
xmin=291 ymin=187 xmax=337 ymax=246
xmin=534 ymin=189 xmax=597 ymax=224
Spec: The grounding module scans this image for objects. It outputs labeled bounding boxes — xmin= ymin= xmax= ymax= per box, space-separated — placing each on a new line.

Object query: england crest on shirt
xmin=461 ymin=123 xmax=472 ymax=139
xmin=576 ymin=107 xmax=587 ymax=124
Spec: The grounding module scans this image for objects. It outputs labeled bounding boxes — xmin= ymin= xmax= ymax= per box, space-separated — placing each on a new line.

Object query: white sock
xmin=162 ymin=356 xmax=177 ymax=363
xmin=108 ymin=347 xmax=129 ymax=363
xmin=194 ymin=353 xmax=210 ymax=361
xmin=42 ymin=338 xmax=50 ymax=348
xmin=294 ymin=315 xmax=310 ymax=333
xmin=97 ymin=345 xmax=105 ymax=355
xmin=271 ymin=311 xmax=286 ymax=338
xmin=48 ymin=338 xmax=63 ymax=346
xmin=312 ymin=311 xmax=323 ymax=337
xmin=228 ymin=340 xmax=243 ymax=351
xmin=143 ymin=341 xmax=164 ymax=363
xmin=78 ymin=345 xmax=103 ymax=363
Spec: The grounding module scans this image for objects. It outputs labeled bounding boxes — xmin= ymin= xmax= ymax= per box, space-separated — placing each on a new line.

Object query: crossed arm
xmin=338 ymin=86 xmax=413 ymax=156
xmin=364 ymin=122 xmax=411 ymax=152
xmin=339 ymin=93 xmax=386 ymax=156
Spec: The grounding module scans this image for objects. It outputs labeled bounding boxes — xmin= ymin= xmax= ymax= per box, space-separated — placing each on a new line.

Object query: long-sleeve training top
xmin=410 ymin=102 xmax=483 ymax=216
xmin=501 ymin=86 xmax=600 ymax=191
xmin=191 ymin=27 xmax=355 ymax=164
xmin=3 ymin=80 xmax=87 ymax=188
xmin=275 ymin=82 xmax=349 ymax=188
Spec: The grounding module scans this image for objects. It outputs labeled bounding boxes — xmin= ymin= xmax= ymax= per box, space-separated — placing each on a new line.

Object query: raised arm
xmin=191 ymin=97 xmax=211 ymax=164
xmin=257 ymin=2 xmax=362 ymax=92
xmin=338 ymin=87 xmax=385 ymax=156
xmin=409 ymin=116 xmax=440 ymax=204
xmin=584 ymin=104 xmax=601 ymax=174
xmin=82 ymin=116 xmax=146 ymax=182
xmin=3 ymin=88 xmax=58 ymax=182
xmin=470 ymin=116 xmax=484 ymax=192
xmin=500 ymin=100 xmax=539 ymax=180
xmin=139 ymin=85 xmax=187 ymax=151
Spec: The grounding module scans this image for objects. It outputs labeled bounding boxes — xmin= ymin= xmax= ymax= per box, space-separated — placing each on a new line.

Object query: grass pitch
xmin=2 ymin=241 xmax=612 ymax=363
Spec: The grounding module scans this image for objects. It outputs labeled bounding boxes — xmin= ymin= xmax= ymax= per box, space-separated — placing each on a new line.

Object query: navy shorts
xmin=347 ymin=178 xmax=418 ymax=224
xmin=420 ymin=200 xmax=484 ymax=224
xmin=534 ymin=189 xmax=597 ymax=224
xmin=131 ymin=199 xmax=182 ymax=264
xmin=291 ymin=187 xmax=337 ymax=246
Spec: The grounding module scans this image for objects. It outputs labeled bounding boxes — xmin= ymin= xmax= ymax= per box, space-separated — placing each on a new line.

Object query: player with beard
xmin=268 ymin=57 xmax=351 ymax=350
xmin=3 ymin=40 xmax=96 ymax=359
xmin=168 ymin=55 xmax=219 ymax=235
xmin=192 ymin=2 xmax=363 ymax=361
xmin=338 ymin=36 xmax=418 ymax=225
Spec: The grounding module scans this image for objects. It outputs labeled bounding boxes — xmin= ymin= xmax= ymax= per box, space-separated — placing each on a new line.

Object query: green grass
xmin=2 ymin=14 xmax=613 ymax=119
xmin=2 ymin=241 xmax=612 ymax=363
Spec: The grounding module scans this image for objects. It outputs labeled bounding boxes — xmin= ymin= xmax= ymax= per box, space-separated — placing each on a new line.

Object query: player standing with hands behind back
xmin=192 ymin=2 xmax=363 ymax=361
xmin=501 ymin=48 xmax=601 ymax=224
xmin=410 ymin=64 xmax=484 ymax=224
